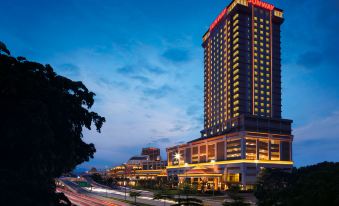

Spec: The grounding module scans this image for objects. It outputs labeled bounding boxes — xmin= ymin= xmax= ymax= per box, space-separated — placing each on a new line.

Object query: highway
xmin=57 ymin=179 xmax=130 ymax=206
xmin=59 ymin=177 xmax=176 ymax=206
xmin=58 ymin=176 xmax=255 ymax=206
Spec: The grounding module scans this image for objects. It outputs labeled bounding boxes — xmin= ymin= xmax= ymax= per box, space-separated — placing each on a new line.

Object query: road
xmin=58 ymin=179 xmax=130 ymax=206
xmin=59 ymin=177 xmax=256 ymax=206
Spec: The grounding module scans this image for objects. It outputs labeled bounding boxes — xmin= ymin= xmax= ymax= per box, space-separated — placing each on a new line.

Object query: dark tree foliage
xmin=255 ymin=162 xmax=339 ymax=206
xmin=91 ymin=173 xmax=116 ymax=186
xmin=0 ymin=42 xmax=105 ymax=206
xmin=254 ymin=168 xmax=293 ymax=206
xmin=153 ymin=191 xmax=174 ymax=206
xmin=129 ymin=191 xmax=141 ymax=204
xmin=171 ymin=184 xmax=203 ymax=206
xmin=223 ymin=185 xmax=250 ymax=206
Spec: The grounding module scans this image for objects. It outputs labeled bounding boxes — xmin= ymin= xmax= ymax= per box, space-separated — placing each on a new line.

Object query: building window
xmin=227 ymin=138 xmax=241 ymax=160
xmin=208 ymin=144 xmax=216 ymax=161
xmin=227 ymin=173 xmax=240 ymax=182
xmin=258 ymin=139 xmax=269 ymax=160
xmin=246 ymin=138 xmax=257 ymax=160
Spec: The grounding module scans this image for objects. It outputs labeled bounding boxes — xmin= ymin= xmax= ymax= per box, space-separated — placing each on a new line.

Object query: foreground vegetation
xmin=0 ymin=42 xmax=105 ymax=206
xmin=255 ymin=162 xmax=339 ymax=206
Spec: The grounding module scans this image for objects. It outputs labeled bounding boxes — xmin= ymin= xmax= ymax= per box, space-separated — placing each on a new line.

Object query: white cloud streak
xmin=51 ymin=40 xmax=204 ymax=166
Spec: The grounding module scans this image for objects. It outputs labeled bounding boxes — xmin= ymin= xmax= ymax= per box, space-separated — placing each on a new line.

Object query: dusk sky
xmin=1 ymin=0 xmax=338 ymax=169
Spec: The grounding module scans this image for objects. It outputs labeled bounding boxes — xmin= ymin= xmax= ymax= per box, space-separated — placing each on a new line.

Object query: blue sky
xmin=1 ymin=0 xmax=339 ymax=169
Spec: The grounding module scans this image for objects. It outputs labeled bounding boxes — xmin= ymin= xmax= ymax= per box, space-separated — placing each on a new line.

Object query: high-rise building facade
xmin=202 ymin=0 xmax=285 ymax=137
xmin=166 ymin=0 xmax=293 ymax=190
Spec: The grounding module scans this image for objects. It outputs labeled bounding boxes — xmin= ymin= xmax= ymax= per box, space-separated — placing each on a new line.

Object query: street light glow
xmin=174 ymin=153 xmax=181 ymax=160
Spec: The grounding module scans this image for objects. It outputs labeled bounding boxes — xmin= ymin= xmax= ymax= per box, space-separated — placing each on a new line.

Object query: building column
xmin=241 ymin=164 xmax=247 ymax=187
xmin=256 ymin=139 xmax=259 ymax=160
xmin=268 ymin=134 xmax=272 ymax=160
xmin=241 ymin=137 xmax=246 ymax=159
xmin=224 ymin=137 xmax=228 ymax=160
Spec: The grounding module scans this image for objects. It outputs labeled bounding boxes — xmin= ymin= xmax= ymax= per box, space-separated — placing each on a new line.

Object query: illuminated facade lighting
xmin=166 ymin=0 xmax=293 ymax=190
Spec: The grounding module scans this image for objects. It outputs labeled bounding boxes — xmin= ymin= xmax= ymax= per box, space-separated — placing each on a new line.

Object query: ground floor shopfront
xmin=167 ymin=160 xmax=293 ymax=190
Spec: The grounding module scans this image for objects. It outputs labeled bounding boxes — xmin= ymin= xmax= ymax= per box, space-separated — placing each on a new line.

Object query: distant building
xmin=142 ymin=147 xmax=161 ymax=161
xmin=166 ymin=0 xmax=293 ymax=191
xmin=108 ymin=147 xmax=167 ymax=185
xmin=88 ymin=167 xmax=99 ymax=175
xmin=127 ymin=155 xmax=149 ymax=165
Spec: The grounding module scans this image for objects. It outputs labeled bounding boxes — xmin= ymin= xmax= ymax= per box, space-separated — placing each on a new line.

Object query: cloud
xmin=116 ymin=66 xmax=136 ymax=75
xmin=296 ymin=51 xmax=323 ymax=68
xmin=293 ymin=111 xmax=339 ymax=166
xmin=130 ymin=75 xmax=151 ymax=84
xmin=142 ymin=85 xmax=173 ymax=98
xmin=162 ymin=48 xmax=190 ymax=62
xmin=288 ymin=0 xmax=339 ymax=71
xmin=145 ymin=66 xmax=165 ymax=75
xmin=148 ymin=137 xmax=171 ymax=146
xmin=55 ymin=63 xmax=80 ymax=77
xmin=294 ymin=111 xmax=339 ymax=142
xmin=47 ymin=39 xmax=203 ymax=167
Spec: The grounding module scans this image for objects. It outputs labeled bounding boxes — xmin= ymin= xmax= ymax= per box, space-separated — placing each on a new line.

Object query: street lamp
xmin=123 ymin=164 xmax=127 ymax=200
xmin=211 ymin=160 xmax=215 ymax=196
xmin=255 ymin=159 xmax=259 ymax=176
xmin=184 ymin=163 xmax=189 ymax=183
xmin=174 ymin=153 xmax=181 ymax=162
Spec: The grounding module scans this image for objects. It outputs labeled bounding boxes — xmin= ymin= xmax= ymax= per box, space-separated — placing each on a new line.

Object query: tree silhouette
xmin=171 ymin=185 xmax=203 ymax=206
xmin=0 ymin=42 xmax=105 ymax=206
xmin=153 ymin=191 xmax=174 ymax=206
xmin=255 ymin=162 xmax=339 ymax=206
xmin=223 ymin=185 xmax=250 ymax=206
xmin=129 ymin=191 xmax=141 ymax=205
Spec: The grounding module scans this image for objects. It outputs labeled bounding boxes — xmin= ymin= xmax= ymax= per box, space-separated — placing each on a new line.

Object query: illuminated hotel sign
xmin=248 ymin=0 xmax=274 ymax=10
xmin=209 ymin=0 xmax=274 ymax=31
xmin=209 ymin=7 xmax=227 ymax=31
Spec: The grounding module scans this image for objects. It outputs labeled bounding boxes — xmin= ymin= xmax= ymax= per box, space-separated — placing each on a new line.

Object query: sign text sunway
xmin=209 ymin=0 xmax=275 ymax=31
xmin=248 ymin=0 xmax=274 ymax=10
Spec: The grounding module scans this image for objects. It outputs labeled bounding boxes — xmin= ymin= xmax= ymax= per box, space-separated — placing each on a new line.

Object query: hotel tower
xmin=167 ymin=0 xmax=293 ymax=190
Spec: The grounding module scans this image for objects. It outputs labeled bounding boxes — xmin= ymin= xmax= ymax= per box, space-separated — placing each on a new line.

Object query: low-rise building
xmin=108 ymin=147 xmax=167 ymax=186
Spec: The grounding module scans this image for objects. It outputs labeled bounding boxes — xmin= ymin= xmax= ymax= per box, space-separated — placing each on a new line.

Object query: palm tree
xmin=171 ymin=197 xmax=203 ymax=206
xmin=223 ymin=185 xmax=250 ymax=206
xmin=129 ymin=191 xmax=141 ymax=205
xmin=153 ymin=191 xmax=174 ymax=206
xmin=172 ymin=185 xmax=203 ymax=206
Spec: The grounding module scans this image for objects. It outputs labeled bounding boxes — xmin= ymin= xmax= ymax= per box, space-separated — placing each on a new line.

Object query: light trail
xmin=57 ymin=188 xmax=126 ymax=206
xmin=85 ymin=187 xmax=176 ymax=204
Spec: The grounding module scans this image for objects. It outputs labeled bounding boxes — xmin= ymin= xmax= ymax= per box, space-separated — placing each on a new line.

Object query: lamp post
xmin=174 ymin=152 xmax=181 ymax=203
xmin=184 ymin=163 xmax=189 ymax=200
xmin=124 ymin=164 xmax=127 ymax=200
xmin=184 ymin=163 xmax=188 ymax=182
xmin=255 ymin=159 xmax=259 ymax=176
xmin=211 ymin=160 xmax=216 ymax=196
